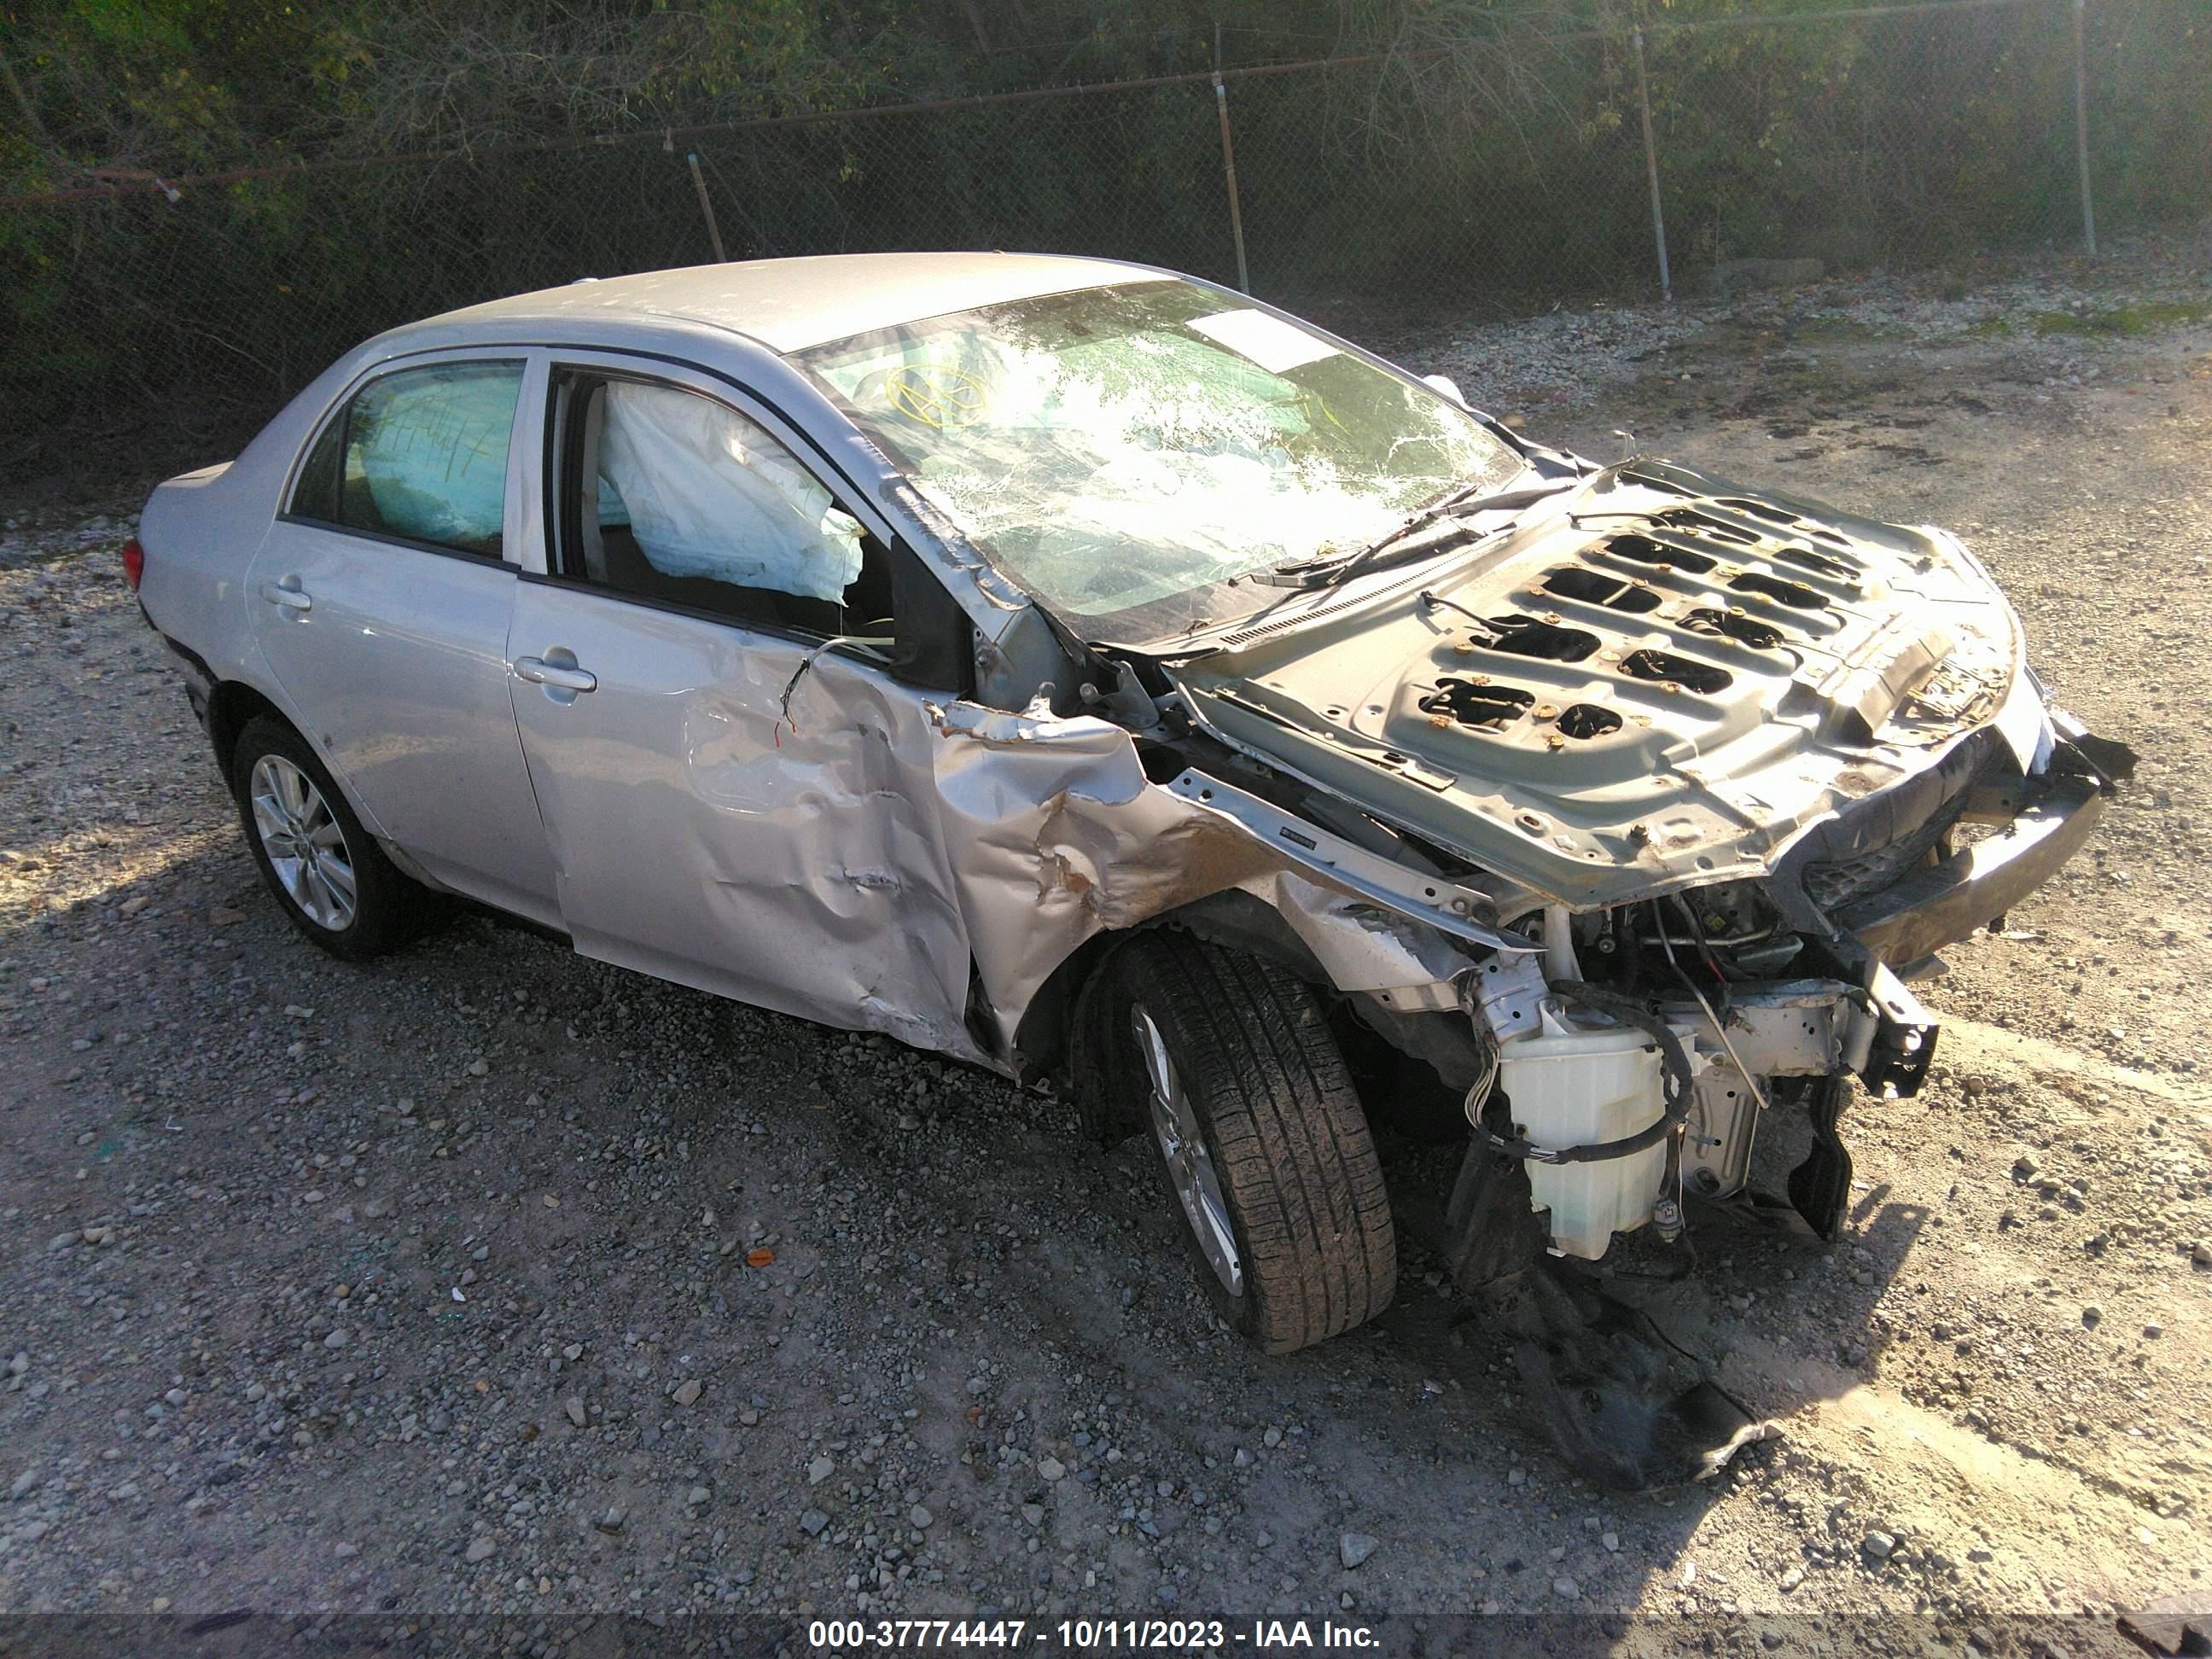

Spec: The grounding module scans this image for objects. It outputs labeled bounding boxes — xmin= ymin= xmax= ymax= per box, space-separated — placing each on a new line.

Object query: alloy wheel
xmin=247 ymin=755 xmax=358 ymax=931
xmin=1132 ymin=1004 xmax=1243 ymax=1295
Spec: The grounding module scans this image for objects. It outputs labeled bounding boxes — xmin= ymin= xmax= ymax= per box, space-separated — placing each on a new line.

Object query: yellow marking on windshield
xmin=887 ymin=365 xmax=987 ymax=429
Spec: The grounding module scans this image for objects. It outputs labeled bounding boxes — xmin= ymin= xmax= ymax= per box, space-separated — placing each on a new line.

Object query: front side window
xmin=552 ymin=374 xmax=894 ymax=640
xmin=796 ymin=280 xmax=1526 ymax=643
xmin=292 ymin=360 xmax=523 ymax=556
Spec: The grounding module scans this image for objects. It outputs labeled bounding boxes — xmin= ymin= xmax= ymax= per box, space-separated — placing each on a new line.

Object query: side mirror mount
xmin=1421 ymin=373 xmax=1469 ymax=409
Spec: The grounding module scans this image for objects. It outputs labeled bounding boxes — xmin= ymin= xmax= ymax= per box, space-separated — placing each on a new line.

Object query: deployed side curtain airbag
xmin=597 ymin=381 xmax=863 ymax=604
xmin=351 ymin=362 xmax=521 ymax=553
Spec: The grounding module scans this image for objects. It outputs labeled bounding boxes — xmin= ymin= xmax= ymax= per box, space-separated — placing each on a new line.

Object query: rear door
xmin=504 ymin=357 xmax=977 ymax=1051
xmin=244 ymin=352 xmax=561 ymax=925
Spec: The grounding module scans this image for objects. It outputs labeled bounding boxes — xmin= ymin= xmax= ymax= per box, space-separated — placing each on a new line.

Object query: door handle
xmin=259 ymin=579 xmax=311 ymax=613
xmin=513 ymin=655 xmax=597 ymax=693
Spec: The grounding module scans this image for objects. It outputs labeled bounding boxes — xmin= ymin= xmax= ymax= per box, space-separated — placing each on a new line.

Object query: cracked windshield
xmin=800 ymin=279 xmax=1525 ymax=640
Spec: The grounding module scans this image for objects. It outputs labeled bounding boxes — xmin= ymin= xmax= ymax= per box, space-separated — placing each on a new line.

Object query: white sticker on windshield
xmin=1186 ymin=308 xmax=1340 ymax=375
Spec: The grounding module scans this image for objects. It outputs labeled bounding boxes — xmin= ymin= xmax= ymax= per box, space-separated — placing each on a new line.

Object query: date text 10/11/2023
xmin=806 ymin=1620 xmax=1382 ymax=1650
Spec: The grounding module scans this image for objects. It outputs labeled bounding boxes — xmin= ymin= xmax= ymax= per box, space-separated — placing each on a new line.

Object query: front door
xmin=506 ymin=363 xmax=975 ymax=1051
xmin=244 ymin=353 xmax=560 ymax=924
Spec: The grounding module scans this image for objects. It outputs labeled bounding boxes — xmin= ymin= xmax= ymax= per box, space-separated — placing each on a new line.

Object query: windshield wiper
xmin=1255 ymin=477 xmax=1576 ymax=591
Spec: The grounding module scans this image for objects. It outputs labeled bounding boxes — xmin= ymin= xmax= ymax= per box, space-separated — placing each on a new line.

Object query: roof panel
xmin=431 ymin=251 xmax=1157 ymax=352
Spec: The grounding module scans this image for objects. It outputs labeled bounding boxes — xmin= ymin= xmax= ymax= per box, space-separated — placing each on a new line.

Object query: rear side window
xmin=291 ymin=361 xmax=524 ymax=557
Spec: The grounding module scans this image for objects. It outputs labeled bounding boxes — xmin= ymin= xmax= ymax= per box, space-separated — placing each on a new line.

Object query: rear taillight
xmin=120 ymin=537 xmax=145 ymax=590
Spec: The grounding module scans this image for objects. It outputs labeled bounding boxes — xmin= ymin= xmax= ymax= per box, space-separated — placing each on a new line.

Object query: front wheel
xmin=1091 ymin=934 xmax=1397 ymax=1353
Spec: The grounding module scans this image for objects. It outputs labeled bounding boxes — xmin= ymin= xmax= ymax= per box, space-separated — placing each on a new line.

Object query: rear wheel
xmin=230 ymin=715 xmax=439 ymax=960
xmin=1090 ymin=934 xmax=1396 ymax=1353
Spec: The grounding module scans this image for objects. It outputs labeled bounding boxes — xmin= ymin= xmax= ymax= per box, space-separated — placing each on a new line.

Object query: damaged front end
xmin=1141 ymin=462 xmax=2133 ymax=1230
xmin=923 ymin=451 xmax=2128 ymax=1490
xmin=1050 ymin=463 xmax=2134 ymax=1487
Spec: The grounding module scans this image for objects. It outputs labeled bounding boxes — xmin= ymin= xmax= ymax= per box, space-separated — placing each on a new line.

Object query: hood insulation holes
xmin=1680 ymin=607 xmax=1786 ymax=651
xmin=1772 ymin=543 xmax=1860 ymax=579
xmin=1604 ymin=533 xmax=1716 ymax=575
xmin=1656 ymin=508 xmax=1760 ymax=545
xmin=1419 ymin=683 xmax=1626 ymax=744
xmin=1712 ymin=495 xmax=1801 ymax=527
xmin=1481 ymin=616 xmax=1601 ymax=662
xmin=1421 ymin=680 xmax=1534 ymax=731
xmin=1541 ymin=567 xmax=1662 ymax=614
xmin=1727 ymin=570 xmax=1826 ymax=610
xmin=1620 ymin=649 xmax=1732 ymax=695
xmin=1555 ymin=703 xmax=1623 ymax=740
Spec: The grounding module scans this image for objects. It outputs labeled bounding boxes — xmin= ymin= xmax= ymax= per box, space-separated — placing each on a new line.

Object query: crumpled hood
xmin=1166 ymin=459 xmax=2048 ymax=910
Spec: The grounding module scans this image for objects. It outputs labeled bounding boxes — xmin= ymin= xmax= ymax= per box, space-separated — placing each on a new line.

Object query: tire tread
xmin=1119 ymin=934 xmax=1395 ymax=1352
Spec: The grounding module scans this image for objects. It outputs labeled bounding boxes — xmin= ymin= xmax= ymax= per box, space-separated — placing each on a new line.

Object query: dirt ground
xmin=3 ymin=229 xmax=2209 ymax=1650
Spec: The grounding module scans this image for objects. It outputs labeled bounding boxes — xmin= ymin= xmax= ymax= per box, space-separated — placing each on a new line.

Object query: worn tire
xmin=1091 ymin=933 xmax=1397 ymax=1353
xmin=230 ymin=714 xmax=439 ymax=961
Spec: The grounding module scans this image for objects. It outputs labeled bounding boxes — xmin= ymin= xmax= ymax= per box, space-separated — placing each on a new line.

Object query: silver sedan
xmin=130 ymin=253 xmax=2125 ymax=1482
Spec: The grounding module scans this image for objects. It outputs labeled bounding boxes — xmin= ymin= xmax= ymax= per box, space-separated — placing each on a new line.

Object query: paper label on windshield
xmin=1187 ymin=308 xmax=1340 ymax=375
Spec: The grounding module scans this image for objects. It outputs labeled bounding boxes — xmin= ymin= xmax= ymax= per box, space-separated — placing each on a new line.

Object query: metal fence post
xmin=687 ymin=151 xmax=729 ymax=263
xmin=2070 ymin=0 xmax=2097 ymax=255
xmin=1211 ymin=73 xmax=1252 ymax=294
xmin=1632 ymin=28 xmax=1673 ymax=304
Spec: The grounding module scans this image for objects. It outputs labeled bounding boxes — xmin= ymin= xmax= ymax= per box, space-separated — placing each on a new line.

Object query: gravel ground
xmin=3 ymin=230 xmax=2209 ymax=1645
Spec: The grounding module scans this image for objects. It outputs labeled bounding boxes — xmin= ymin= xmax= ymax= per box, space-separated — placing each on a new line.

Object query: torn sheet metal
xmin=930 ymin=698 xmax=1265 ymax=1047
xmin=926 ymin=699 xmax=1519 ymax=1053
xmin=1263 ymin=875 xmax=1475 ymax=1004
xmin=1471 ymin=949 xmax=1549 ymax=1045
xmin=1159 ymin=770 xmax=1536 ymax=955
xmin=519 ymin=661 xmax=1487 ymax=1072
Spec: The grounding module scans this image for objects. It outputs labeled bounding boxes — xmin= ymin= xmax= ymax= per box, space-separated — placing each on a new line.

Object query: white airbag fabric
xmin=354 ymin=363 xmax=520 ymax=550
xmin=598 ymin=381 xmax=862 ymax=603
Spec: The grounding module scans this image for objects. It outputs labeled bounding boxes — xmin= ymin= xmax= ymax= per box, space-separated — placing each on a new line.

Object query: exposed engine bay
xmin=1050 ymin=462 xmax=2138 ymax=1487
xmin=1099 ymin=461 xmax=2133 ymax=1269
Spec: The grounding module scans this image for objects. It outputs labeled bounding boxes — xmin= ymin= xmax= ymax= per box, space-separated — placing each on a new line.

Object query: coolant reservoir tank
xmin=1496 ymin=1000 xmax=1669 ymax=1260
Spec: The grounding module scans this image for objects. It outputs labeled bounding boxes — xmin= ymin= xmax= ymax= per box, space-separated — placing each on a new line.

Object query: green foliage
xmin=0 ymin=0 xmax=2208 ymax=469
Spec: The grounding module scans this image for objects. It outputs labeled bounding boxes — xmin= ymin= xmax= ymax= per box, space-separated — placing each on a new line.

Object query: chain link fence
xmin=3 ymin=0 xmax=2205 ymax=474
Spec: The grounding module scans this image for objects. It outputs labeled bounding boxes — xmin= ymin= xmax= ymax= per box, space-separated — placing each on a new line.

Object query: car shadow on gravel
xmin=1382 ymin=1124 xmax=1930 ymax=1421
